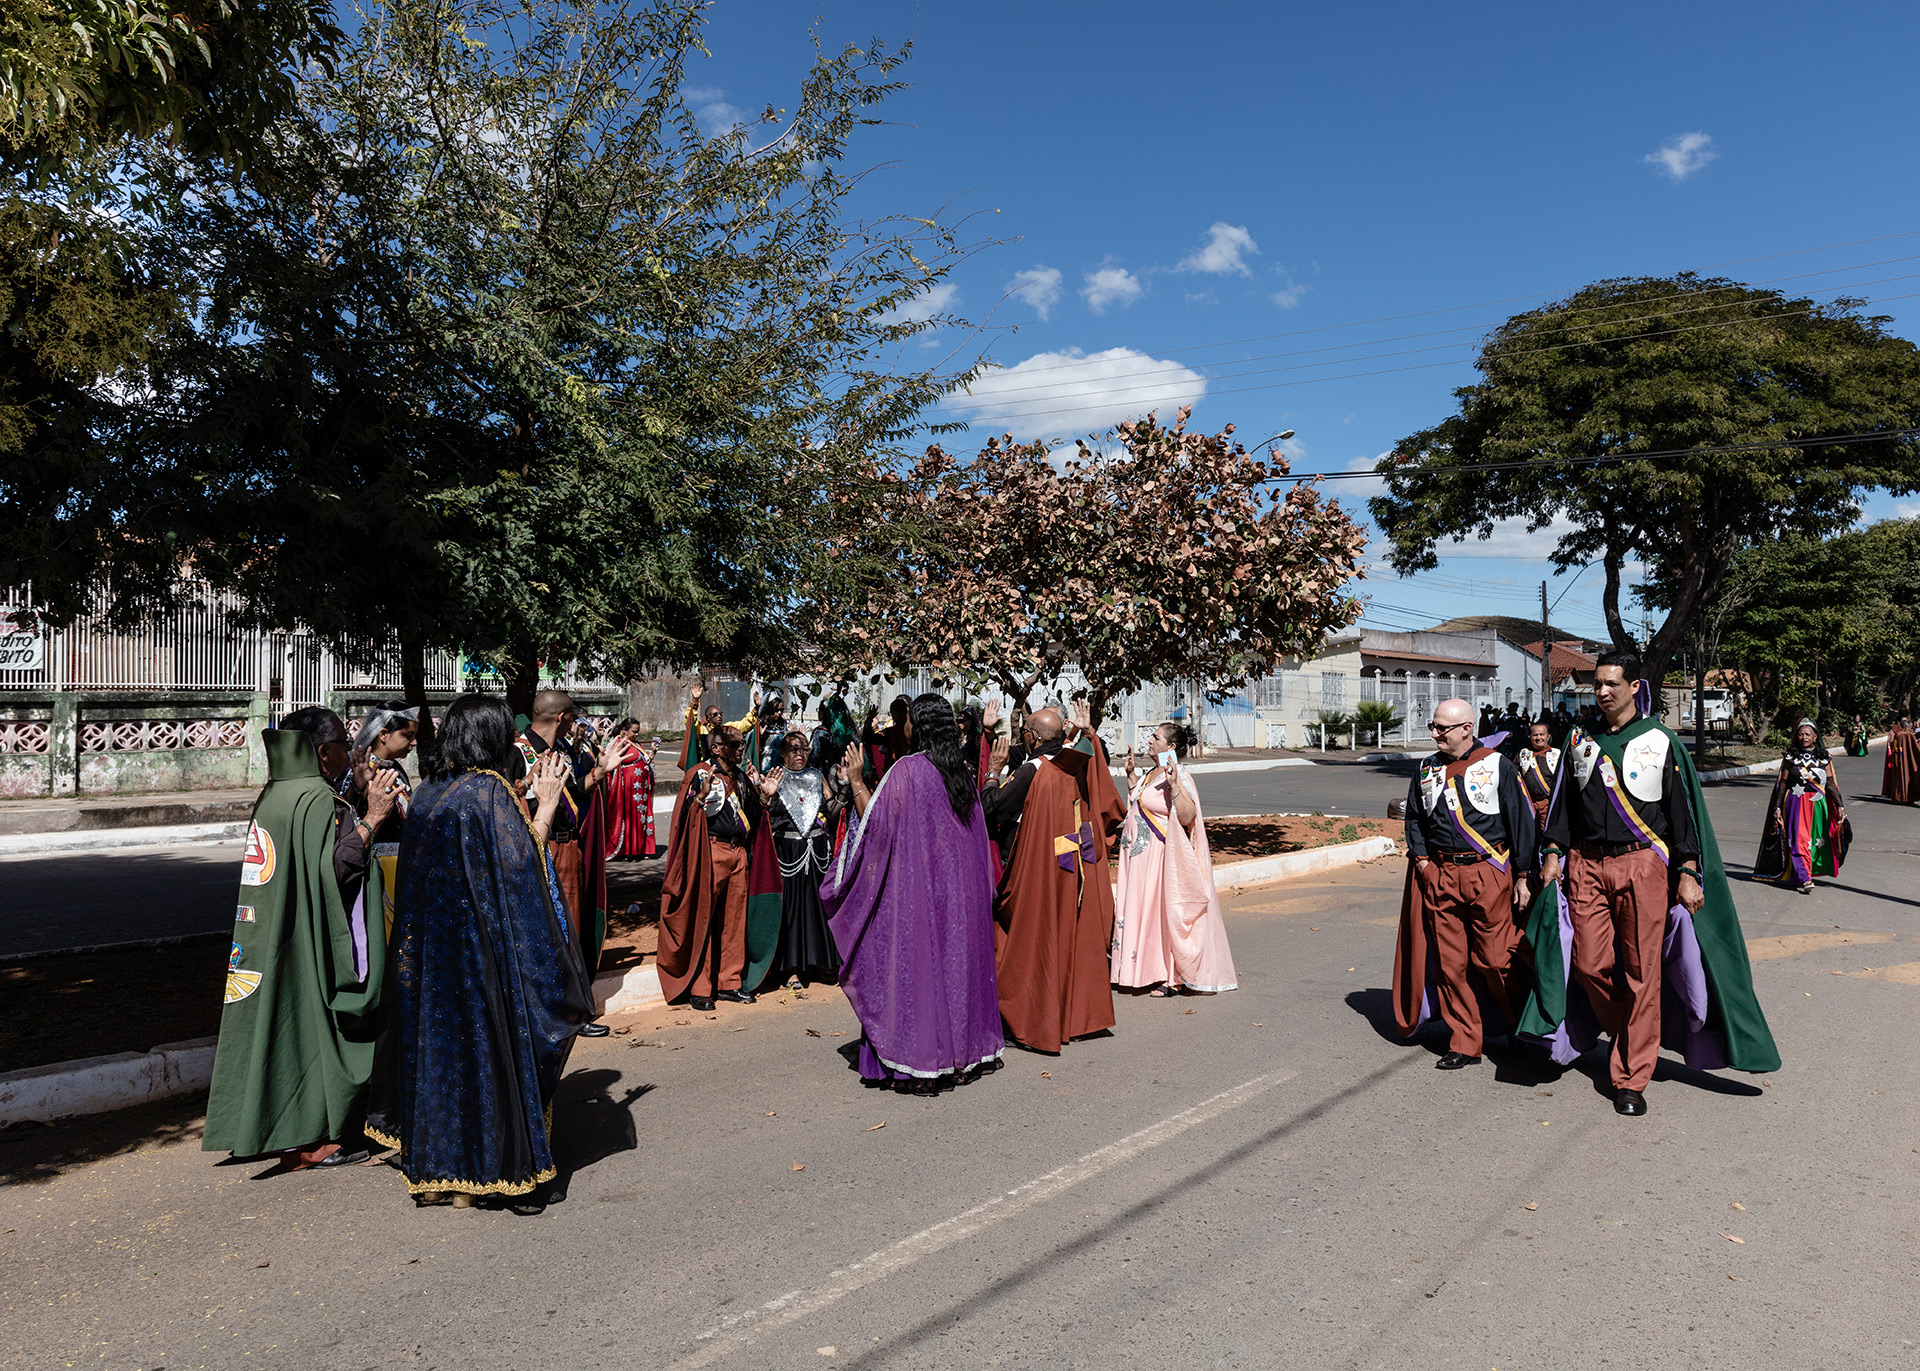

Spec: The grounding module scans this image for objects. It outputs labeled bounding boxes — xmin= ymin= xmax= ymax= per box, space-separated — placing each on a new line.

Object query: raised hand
xmin=529 ymin=750 xmax=568 ymax=815
xmin=982 ymin=699 xmax=1001 ymax=730
xmin=988 ymin=734 xmax=1011 ymax=776
xmin=362 ymin=767 xmax=402 ymax=829
xmin=689 ymin=681 xmax=705 ymax=705
xmin=759 ymin=765 xmax=784 ymax=799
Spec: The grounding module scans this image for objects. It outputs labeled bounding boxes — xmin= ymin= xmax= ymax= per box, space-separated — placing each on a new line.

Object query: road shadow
xmin=550 ymin=1067 xmax=650 ymax=1195
xmin=0 ymin=1092 xmax=208 ymax=1186
xmin=1344 ymin=988 xmax=1442 ymax=1056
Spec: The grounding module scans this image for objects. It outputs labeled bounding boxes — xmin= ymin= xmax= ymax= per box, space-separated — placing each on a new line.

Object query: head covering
xmin=354 ymin=705 xmax=419 ymax=750
xmin=1796 ymin=718 xmax=1817 ymax=731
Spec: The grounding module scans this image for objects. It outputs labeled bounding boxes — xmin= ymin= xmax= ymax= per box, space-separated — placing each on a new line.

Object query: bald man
xmin=1392 ymin=697 xmax=1536 ymax=1069
xmin=511 ymin=690 xmax=624 ymax=1035
xmin=985 ymin=703 xmax=1126 ymax=1053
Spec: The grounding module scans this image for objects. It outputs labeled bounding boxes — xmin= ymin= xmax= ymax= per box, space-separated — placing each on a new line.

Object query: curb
xmin=594 ymin=963 xmax=665 ymax=1016
xmin=0 ymin=821 xmax=247 ymax=859
xmin=0 ymin=1036 xmax=216 ymax=1127
xmin=1699 ymin=758 xmax=1782 ymax=783
xmin=1212 ymin=834 xmax=1400 ymax=892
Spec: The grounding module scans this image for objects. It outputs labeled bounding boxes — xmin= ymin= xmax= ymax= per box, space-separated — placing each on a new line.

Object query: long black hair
xmin=909 ymin=692 xmax=976 ymax=824
xmin=427 ymin=693 xmax=516 ymax=781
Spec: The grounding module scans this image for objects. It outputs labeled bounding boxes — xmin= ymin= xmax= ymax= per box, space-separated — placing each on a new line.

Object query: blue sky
xmin=690 ymin=1 xmax=1920 ymax=643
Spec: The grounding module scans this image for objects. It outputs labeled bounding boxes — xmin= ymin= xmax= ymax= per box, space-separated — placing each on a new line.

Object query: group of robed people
xmin=205 ymin=690 xmax=648 ymax=1212
xmin=1394 ymin=653 xmax=1782 ymax=1118
xmin=1882 ymin=716 xmax=1919 ymax=805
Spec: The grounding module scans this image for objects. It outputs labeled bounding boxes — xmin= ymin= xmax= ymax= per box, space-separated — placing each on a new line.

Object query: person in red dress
xmin=604 ymin=718 xmax=660 ymax=859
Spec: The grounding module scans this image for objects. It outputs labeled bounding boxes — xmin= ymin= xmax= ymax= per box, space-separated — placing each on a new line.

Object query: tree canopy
xmin=809 ymin=410 xmax=1367 ymax=723
xmin=9 ymin=0 xmax=983 ymax=713
xmin=1370 ymin=274 xmax=1920 ymax=690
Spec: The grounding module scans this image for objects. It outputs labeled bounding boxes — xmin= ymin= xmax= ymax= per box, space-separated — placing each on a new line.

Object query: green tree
xmin=1370 ymin=274 xmax=1920 ymax=695
xmin=43 ymin=0 xmax=980 ymax=714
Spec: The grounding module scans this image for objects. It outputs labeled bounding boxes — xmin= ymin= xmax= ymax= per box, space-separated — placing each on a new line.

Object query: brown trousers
xmin=1567 ymin=847 xmax=1669 ymax=1091
xmin=1418 ymin=858 xmax=1520 ymax=1057
xmin=684 ymin=842 xmax=749 ymax=997
xmin=550 ymin=838 xmax=585 ymax=948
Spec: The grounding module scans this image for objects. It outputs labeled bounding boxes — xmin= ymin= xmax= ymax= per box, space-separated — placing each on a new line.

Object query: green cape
xmin=1517 ymin=715 xmax=1780 ymax=1073
xmin=203 ymin=731 xmax=388 ymax=1155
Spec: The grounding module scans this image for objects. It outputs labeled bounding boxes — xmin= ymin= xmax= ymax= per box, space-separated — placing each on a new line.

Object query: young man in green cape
xmin=204 ymin=708 xmax=401 ymax=1171
xmin=1527 ymin=652 xmax=1779 ymax=1118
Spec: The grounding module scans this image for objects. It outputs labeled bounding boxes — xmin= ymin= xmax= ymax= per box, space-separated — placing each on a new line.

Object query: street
xmin=2 ymin=754 xmax=1915 ymax=1369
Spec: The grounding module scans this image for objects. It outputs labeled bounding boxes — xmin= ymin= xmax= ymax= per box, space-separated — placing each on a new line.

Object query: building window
xmin=1320 ymin=672 xmax=1346 ymax=708
xmin=1259 ymin=673 xmax=1289 ymax=709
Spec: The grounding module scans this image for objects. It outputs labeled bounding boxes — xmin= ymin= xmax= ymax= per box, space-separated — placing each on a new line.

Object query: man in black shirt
xmin=1541 ymin=652 xmax=1703 ymax=1116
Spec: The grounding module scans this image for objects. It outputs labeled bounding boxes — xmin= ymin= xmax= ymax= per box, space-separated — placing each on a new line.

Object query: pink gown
xmin=1110 ymin=771 xmax=1238 ymax=992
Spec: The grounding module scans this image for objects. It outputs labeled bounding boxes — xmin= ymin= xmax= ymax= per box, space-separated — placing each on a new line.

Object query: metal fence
xmin=0 ymin=583 xmax=620 ymax=712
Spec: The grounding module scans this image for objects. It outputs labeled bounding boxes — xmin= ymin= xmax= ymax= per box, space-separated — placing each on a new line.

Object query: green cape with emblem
xmin=1517 ymin=714 xmax=1780 ymax=1073
xmin=203 ymin=731 xmax=388 ymax=1155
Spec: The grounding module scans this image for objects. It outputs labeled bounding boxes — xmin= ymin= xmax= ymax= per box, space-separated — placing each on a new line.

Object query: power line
xmin=960 ymin=253 xmax=1920 ymax=396
xmin=1282 ymin=424 xmax=1920 ymax=483
xmin=940 ymin=291 xmax=1920 ymax=430
xmin=946 ymin=285 xmax=1920 ymax=426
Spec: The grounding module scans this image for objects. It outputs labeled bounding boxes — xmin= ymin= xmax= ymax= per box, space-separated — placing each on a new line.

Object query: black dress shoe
xmin=1434 ymin=1051 xmax=1482 ymax=1070
xmin=688 ymin=996 xmax=715 ymax=1012
xmin=714 ymin=989 xmax=757 ymax=1004
xmin=577 ymin=1021 xmax=611 ymax=1037
xmin=1614 ymin=1089 xmax=1648 ymax=1116
xmin=314 ymin=1147 xmax=370 ymax=1167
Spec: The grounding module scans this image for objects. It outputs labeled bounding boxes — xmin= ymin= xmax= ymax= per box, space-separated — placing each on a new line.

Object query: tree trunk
xmin=400 ymin=635 xmax=435 ymax=753
xmin=506 ymin=645 xmax=539 ymax=721
xmin=1693 ymin=630 xmax=1706 ymax=760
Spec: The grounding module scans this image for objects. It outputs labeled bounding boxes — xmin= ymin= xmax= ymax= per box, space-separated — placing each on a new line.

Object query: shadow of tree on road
xmin=0 ymin=1093 xmax=207 ymax=1186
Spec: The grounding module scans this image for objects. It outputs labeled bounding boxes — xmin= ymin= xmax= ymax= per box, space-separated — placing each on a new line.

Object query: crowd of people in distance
xmin=204 ymin=680 xmax=1237 ymax=1210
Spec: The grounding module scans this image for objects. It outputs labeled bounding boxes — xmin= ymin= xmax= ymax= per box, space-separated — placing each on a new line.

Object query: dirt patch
xmin=1204 ymin=813 xmax=1393 ymax=861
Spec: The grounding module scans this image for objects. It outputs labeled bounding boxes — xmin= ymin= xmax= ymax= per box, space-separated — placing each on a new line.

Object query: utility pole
xmin=1540 ymin=581 xmax=1551 ymax=719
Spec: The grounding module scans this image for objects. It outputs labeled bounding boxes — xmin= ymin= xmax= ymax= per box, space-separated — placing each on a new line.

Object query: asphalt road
xmin=0 ymin=762 xmax=1414 ymax=958
xmin=2 ymin=754 xmax=1915 ymax=1369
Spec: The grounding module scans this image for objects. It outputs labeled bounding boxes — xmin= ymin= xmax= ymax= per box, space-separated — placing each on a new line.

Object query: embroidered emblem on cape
xmin=1598 ymin=755 xmax=1620 ymax=789
xmin=1462 ymin=755 xmax=1501 ymax=815
xmin=1419 ymin=763 xmax=1447 ymax=814
xmin=224 ymin=940 xmax=261 ymax=1003
xmin=1622 ymin=731 xmax=1669 ymax=803
xmin=239 ymin=821 xmax=276 ymax=887
xmin=1570 ymin=735 xmax=1600 ymax=784
xmin=1544 ymin=747 xmax=1562 ymax=774
xmin=515 ymin=737 xmax=538 ymax=768
xmin=235 ymin=904 xmax=256 ymax=923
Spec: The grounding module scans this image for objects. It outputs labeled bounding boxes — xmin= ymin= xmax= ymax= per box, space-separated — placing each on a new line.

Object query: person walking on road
xmin=1754 ymin=720 xmax=1851 ymax=894
xmin=1883 ymin=716 xmax=1917 ymax=804
xmin=1392 ymin=698 xmax=1535 ymax=1070
xmin=1535 ymin=652 xmax=1780 ymax=1117
xmin=1111 ymin=722 xmax=1237 ymax=998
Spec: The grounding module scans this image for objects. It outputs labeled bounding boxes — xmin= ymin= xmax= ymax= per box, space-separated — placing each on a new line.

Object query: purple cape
xmin=822 ymin=753 xmax=1004 ymax=1079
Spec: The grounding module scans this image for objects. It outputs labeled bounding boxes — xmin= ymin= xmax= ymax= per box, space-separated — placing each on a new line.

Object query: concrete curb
xmin=0 ymin=1036 xmax=216 ymax=1127
xmin=0 ymin=821 xmax=247 ymax=858
xmin=594 ymin=963 xmax=665 ymax=1016
xmin=1212 ymin=834 xmax=1400 ymax=891
xmin=1699 ymin=758 xmax=1782 ymax=783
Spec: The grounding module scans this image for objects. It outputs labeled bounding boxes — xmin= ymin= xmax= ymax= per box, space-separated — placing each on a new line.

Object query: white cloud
xmin=1443 ymin=515 xmax=1579 ymax=560
xmin=946 ymin=346 xmax=1205 ymax=440
xmin=1330 ymin=452 xmax=1389 ymax=504
xmin=1081 ymin=263 xmax=1143 ymax=313
xmin=874 ymin=281 xmax=959 ymax=327
xmin=1270 ymin=277 xmax=1310 ymax=309
xmin=1177 ymin=222 xmax=1258 ymax=277
xmin=1896 ymin=501 xmax=1920 ymax=520
xmin=1006 ymin=266 xmax=1063 ymax=320
xmin=1644 ymin=131 xmax=1717 ymax=181
xmin=683 ymin=85 xmax=747 ymax=138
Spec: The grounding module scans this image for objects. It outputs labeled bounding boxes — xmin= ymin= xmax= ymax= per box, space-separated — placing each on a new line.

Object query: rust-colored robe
xmin=656 ymin=768 xmax=717 ymax=1003
xmin=993 ymin=734 xmax=1126 ymax=1052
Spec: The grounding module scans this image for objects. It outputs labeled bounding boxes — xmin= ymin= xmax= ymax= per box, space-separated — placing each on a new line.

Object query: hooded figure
xmin=204 ymin=714 xmax=392 ymax=1168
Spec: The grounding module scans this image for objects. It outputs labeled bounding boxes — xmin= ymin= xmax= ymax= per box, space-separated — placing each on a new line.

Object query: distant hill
xmin=1427 ymin=614 xmax=1608 ymax=652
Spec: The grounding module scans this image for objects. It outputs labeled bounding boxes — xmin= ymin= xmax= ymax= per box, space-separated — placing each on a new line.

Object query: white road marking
xmin=674 ymin=1069 xmax=1296 ymax=1367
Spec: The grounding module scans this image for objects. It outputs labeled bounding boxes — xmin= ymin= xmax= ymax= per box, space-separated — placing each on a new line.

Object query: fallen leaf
xmin=407 ymin=1258 xmax=420 ymax=1264
xmin=1252 ymin=1022 xmax=1264 ymax=1027
xmin=1830 ymin=970 xmax=1843 ymax=975
xmin=1731 ymin=1202 xmax=1745 ymax=1211
xmin=830 ymin=1031 xmax=845 ymax=1037
xmin=1536 ymin=1091 xmax=1554 ymax=1097
xmin=614 ymin=1026 xmax=632 ymax=1035
xmin=1309 ymin=926 xmax=1321 ymax=931
xmin=805 ymin=1029 xmax=822 ymax=1037
xmin=1040 ymin=1071 xmax=1052 ymax=1078
xmin=729 ymin=1027 xmax=747 ymax=1033
xmin=765 ymin=1111 xmax=776 ymax=1117
xmin=256 ymin=1260 xmax=270 ymax=1268
xmin=818 ymin=1349 xmax=836 ymax=1358
xmin=1722 ymin=1234 xmax=1745 ymax=1244
xmin=1347 ymin=967 xmax=1356 ymax=972
xmin=1183 ymin=1007 xmax=1197 ymax=1015
xmin=865 ymin=1122 xmax=886 ymax=1132
xmin=792 ymin=1162 xmax=805 ymax=1171
xmin=1540 ymin=1121 xmax=1550 ymax=1127
xmin=1524 ymin=1202 xmax=1538 ymax=1211
xmin=1729 ymin=1274 xmax=1744 ymax=1281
